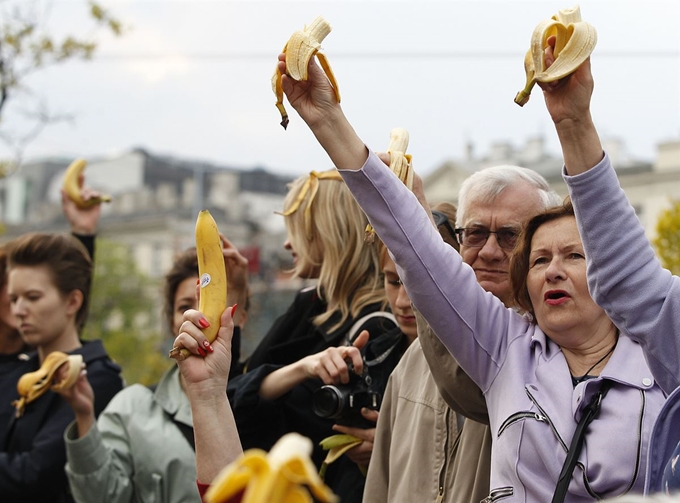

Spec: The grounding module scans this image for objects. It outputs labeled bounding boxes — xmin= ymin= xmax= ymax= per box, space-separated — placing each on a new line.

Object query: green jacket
xmin=64 ymin=365 xmax=200 ymax=503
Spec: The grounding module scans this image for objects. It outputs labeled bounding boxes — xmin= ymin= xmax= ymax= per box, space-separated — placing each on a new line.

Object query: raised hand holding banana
xmin=62 ymin=159 xmax=112 ymax=208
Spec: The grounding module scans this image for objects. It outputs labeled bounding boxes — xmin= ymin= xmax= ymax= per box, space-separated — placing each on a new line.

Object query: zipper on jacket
xmin=435 ymin=407 xmax=454 ymax=502
xmin=497 ymin=411 xmax=546 ymax=437
xmin=525 ymin=387 xmax=568 ymax=451
xmin=481 ymin=486 xmax=514 ymax=502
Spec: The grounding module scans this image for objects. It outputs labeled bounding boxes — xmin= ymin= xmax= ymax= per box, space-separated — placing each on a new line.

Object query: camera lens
xmin=312 ymin=385 xmax=345 ymax=419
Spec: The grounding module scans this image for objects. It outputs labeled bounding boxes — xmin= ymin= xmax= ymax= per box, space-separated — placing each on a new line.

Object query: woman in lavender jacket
xmin=273 ymin=51 xmax=669 ymax=501
xmin=537 ymin=45 xmax=680 ymax=494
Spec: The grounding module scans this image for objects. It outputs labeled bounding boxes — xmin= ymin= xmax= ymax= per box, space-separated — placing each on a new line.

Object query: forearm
xmin=555 ymin=114 xmax=604 ymax=175
xmin=75 ymin=411 xmax=95 ymax=439
xmin=307 ymin=108 xmax=369 ymax=171
xmin=258 ymin=361 xmax=307 ymax=401
xmin=190 ymin=393 xmax=243 ymax=484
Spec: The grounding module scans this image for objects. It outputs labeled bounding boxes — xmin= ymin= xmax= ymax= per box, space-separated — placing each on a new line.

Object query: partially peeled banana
xmin=13 ymin=351 xmax=83 ymax=417
xmin=205 ymin=432 xmax=338 ymax=503
xmin=62 ymin=159 xmax=112 ymax=208
xmin=365 ymin=128 xmax=413 ymax=243
xmin=514 ymin=5 xmax=597 ymax=106
xmin=272 ymin=16 xmax=341 ymax=129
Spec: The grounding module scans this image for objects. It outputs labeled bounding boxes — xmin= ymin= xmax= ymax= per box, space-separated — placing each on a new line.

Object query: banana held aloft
xmin=272 ymin=16 xmax=341 ymax=129
xmin=206 ymin=433 xmax=338 ymax=503
xmin=13 ymin=352 xmax=83 ymax=417
xmin=365 ymin=128 xmax=413 ymax=243
xmin=169 ymin=210 xmax=227 ymax=360
xmin=514 ymin=5 xmax=597 ymax=106
xmin=62 ymin=158 xmax=112 ymax=208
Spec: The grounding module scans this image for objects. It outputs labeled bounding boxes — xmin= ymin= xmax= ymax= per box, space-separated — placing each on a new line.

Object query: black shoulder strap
xmin=551 ymin=380 xmax=613 ymax=503
xmin=147 ymin=384 xmax=195 ymax=451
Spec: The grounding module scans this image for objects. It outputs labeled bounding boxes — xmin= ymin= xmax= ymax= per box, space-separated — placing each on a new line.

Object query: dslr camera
xmin=312 ymin=359 xmax=381 ymax=428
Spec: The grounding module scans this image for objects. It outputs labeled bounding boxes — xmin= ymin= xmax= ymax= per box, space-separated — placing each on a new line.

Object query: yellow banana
xmin=365 ymin=128 xmax=413 ymax=243
xmin=272 ymin=16 xmax=341 ymax=130
xmin=514 ymin=5 xmax=597 ymax=106
xmin=62 ymin=158 xmax=113 ymax=208
xmin=206 ymin=433 xmax=338 ymax=503
xmin=170 ymin=210 xmax=228 ymax=360
xmin=13 ymin=352 xmax=83 ymax=417
xmin=318 ymin=434 xmax=363 ymax=479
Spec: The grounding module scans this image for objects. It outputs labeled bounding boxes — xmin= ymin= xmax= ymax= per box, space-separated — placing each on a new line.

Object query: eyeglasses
xmin=454 ymin=227 xmax=520 ymax=250
xmin=431 ymin=210 xmax=457 ymax=240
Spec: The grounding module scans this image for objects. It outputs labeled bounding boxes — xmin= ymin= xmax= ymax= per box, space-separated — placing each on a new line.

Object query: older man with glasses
xmin=363 ymin=165 xmax=561 ymax=503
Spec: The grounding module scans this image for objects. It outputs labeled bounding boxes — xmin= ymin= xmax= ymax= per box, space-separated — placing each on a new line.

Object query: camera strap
xmin=364 ymin=331 xmax=406 ymax=367
xmin=345 ymin=311 xmax=397 ymax=345
xmin=551 ymin=380 xmax=613 ymax=503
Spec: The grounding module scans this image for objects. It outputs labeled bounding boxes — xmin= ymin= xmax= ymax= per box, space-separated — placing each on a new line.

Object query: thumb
xmin=352 ymin=330 xmax=370 ymax=350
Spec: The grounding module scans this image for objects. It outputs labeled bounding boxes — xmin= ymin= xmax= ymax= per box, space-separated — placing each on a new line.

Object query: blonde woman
xmin=228 ymin=170 xmax=395 ymax=503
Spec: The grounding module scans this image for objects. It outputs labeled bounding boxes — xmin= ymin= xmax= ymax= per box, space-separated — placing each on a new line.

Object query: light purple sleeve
xmin=340 ymin=151 xmax=530 ymax=393
xmin=565 ymin=155 xmax=680 ymax=395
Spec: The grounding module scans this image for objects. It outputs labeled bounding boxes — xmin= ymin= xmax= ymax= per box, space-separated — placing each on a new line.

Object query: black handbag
xmin=551 ymin=380 xmax=613 ymax=503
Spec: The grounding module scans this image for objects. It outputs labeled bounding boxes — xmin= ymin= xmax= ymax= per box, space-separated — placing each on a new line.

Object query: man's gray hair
xmin=456 ymin=165 xmax=562 ymax=227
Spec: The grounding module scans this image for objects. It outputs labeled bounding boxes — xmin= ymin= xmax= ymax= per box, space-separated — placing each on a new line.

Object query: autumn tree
xmin=653 ymin=199 xmax=680 ymax=276
xmin=0 ymin=0 xmax=122 ymax=177
xmin=86 ymin=239 xmax=170 ymax=386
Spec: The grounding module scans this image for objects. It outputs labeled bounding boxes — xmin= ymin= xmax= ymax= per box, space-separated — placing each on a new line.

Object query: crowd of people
xmin=0 ymin=27 xmax=677 ymax=503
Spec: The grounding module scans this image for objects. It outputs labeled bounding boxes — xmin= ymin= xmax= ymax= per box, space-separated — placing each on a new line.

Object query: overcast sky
xmin=3 ymin=0 xmax=679 ymax=177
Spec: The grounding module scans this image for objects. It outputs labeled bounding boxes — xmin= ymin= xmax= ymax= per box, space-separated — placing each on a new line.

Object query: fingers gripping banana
xmin=365 ymin=128 xmax=413 ymax=243
xmin=205 ymin=433 xmax=338 ymax=503
xmin=272 ymin=16 xmax=341 ymax=130
xmin=62 ymin=159 xmax=112 ymax=208
xmin=173 ymin=210 xmax=228 ymax=360
xmin=318 ymin=434 xmax=363 ymax=479
xmin=13 ymin=352 xmax=83 ymax=417
xmin=514 ymin=5 xmax=597 ymax=106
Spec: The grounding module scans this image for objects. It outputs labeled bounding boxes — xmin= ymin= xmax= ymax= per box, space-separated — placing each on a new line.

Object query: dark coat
xmin=0 ymin=339 xmax=123 ymax=503
xmin=228 ymin=286 xmax=397 ymax=503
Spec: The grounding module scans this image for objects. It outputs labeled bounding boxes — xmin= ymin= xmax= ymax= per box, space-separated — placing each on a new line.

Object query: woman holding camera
xmin=227 ymin=169 xmax=396 ymax=502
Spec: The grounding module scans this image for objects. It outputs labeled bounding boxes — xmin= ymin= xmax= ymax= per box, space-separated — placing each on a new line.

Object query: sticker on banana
xmin=272 ymin=16 xmax=341 ymax=130
xmin=205 ymin=432 xmax=338 ymax=503
xmin=170 ymin=210 xmax=227 ymax=360
xmin=365 ymin=128 xmax=413 ymax=243
xmin=514 ymin=5 xmax=597 ymax=106
xmin=62 ymin=158 xmax=112 ymax=208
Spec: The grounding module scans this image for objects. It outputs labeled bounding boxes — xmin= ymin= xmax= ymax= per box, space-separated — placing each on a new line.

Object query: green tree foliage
xmin=653 ymin=199 xmax=680 ymax=276
xmin=0 ymin=1 xmax=122 ymax=177
xmin=85 ymin=239 xmax=170 ymax=386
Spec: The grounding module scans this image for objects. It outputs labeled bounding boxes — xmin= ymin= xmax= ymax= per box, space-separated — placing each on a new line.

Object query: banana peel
xmin=272 ymin=16 xmax=341 ymax=129
xmin=514 ymin=5 xmax=597 ymax=106
xmin=13 ymin=352 xmax=83 ymax=417
xmin=318 ymin=434 xmax=364 ymax=479
xmin=62 ymin=158 xmax=112 ymax=208
xmin=205 ymin=433 xmax=338 ymax=503
xmin=365 ymin=128 xmax=413 ymax=243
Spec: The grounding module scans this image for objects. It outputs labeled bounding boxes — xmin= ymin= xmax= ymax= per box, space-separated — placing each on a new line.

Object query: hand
xmin=53 ymin=363 xmax=96 ymax=438
xmin=172 ymin=305 xmax=236 ymax=396
xmin=220 ymin=234 xmax=249 ymax=327
xmin=61 ymin=173 xmax=103 ymax=235
xmin=278 ymin=53 xmax=342 ymax=130
xmin=538 ymin=35 xmax=594 ymax=127
xmin=332 ymin=408 xmax=379 ymax=467
xmin=299 ymin=330 xmax=369 ymax=385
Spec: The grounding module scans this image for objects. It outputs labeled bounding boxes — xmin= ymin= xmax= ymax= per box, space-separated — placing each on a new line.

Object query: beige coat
xmin=364 ymin=312 xmax=491 ymax=503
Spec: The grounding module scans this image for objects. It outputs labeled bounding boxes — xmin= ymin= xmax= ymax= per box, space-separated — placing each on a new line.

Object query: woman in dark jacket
xmin=1 ymin=232 xmax=123 ymax=503
xmin=227 ymin=169 xmax=395 ymax=502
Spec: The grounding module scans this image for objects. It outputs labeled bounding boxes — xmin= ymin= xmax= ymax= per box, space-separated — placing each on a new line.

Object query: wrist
xmin=75 ymin=411 xmax=95 ymax=438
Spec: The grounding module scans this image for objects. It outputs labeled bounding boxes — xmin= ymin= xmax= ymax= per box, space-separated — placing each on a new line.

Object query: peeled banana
xmin=13 ymin=352 xmax=83 ymax=417
xmin=365 ymin=128 xmax=413 ymax=243
xmin=62 ymin=159 xmax=112 ymax=208
xmin=205 ymin=432 xmax=338 ymax=503
xmin=514 ymin=5 xmax=597 ymax=106
xmin=272 ymin=16 xmax=341 ymax=129
xmin=169 ymin=210 xmax=227 ymax=360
